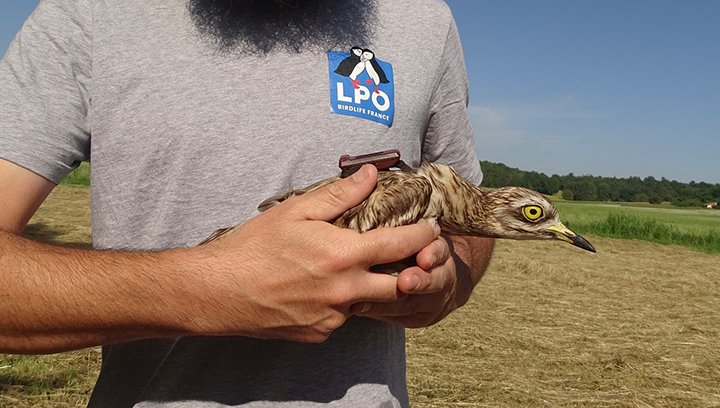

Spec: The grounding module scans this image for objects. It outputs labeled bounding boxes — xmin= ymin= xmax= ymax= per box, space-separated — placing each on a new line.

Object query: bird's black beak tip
xmin=571 ymin=233 xmax=596 ymax=253
xmin=547 ymin=224 xmax=596 ymax=253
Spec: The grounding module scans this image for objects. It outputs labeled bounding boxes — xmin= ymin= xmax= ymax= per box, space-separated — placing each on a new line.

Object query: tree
xmin=597 ymin=182 xmax=612 ymax=201
xmin=570 ymin=179 xmax=598 ymax=201
xmin=547 ymin=175 xmax=562 ymax=195
xmin=477 ymin=160 xmax=720 ymax=206
xmin=648 ymin=193 xmax=663 ymax=204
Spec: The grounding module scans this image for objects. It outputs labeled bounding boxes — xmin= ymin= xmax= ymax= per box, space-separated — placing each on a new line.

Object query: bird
xmin=200 ymin=162 xmax=596 ymax=253
xmin=358 ymin=49 xmax=389 ymax=94
xmin=334 ymin=46 xmax=364 ymax=87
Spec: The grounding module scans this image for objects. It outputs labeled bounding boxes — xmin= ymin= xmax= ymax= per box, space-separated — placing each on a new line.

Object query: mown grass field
xmin=2 ymin=185 xmax=720 ymax=407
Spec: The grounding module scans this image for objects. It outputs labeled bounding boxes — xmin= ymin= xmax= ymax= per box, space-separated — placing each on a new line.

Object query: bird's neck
xmin=419 ymin=164 xmax=499 ymax=237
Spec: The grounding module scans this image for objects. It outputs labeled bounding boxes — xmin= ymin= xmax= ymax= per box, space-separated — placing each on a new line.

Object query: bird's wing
xmin=334 ymin=55 xmax=361 ymax=76
xmin=369 ymin=58 xmax=389 ymax=83
xmin=334 ymin=171 xmax=434 ymax=232
xmin=205 ymin=172 xmax=432 ymax=246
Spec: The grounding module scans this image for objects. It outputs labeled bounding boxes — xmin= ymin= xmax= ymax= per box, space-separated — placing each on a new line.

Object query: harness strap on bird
xmin=339 ymin=149 xmax=413 ymax=178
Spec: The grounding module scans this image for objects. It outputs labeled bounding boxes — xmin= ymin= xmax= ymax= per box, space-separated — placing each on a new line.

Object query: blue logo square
xmin=328 ymin=49 xmax=394 ymax=127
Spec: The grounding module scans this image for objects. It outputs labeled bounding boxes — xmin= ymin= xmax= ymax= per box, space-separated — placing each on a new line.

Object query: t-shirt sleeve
xmin=0 ymin=0 xmax=92 ymax=184
xmin=421 ymin=16 xmax=483 ymax=186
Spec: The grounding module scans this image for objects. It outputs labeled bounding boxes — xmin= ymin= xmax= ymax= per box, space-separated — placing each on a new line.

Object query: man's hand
xmin=351 ymin=235 xmax=495 ymax=327
xmin=179 ymin=164 xmax=442 ymax=343
xmin=0 ymin=162 xmax=440 ymax=353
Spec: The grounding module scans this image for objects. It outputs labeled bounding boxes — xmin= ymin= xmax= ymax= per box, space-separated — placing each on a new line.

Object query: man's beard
xmin=188 ymin=0 xmax=377 ymax=55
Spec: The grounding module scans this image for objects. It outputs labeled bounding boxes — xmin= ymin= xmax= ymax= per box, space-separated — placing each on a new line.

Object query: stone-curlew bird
xmin=201 ymin=160 xmax=595 ymax=253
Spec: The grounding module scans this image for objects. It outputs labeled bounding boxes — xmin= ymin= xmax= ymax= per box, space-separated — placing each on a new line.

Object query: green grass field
xmin=554 ymin=201 xmax=720 ymax=254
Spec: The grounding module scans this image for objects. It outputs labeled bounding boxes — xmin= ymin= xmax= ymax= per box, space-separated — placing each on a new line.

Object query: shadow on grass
xmin=0 ymin=373 xmax=67 ymax=393
xmin=22 ymin=222 xmax=92 ymax=250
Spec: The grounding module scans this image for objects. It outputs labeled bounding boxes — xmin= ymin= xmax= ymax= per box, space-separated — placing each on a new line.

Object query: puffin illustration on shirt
xmin=328 ymin=46 xmax=395 ymax=126
xmin=334 ymin=47 xmax=389 ymax=94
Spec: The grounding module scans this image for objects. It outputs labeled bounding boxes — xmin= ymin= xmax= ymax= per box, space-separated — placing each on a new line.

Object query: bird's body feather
xmin=257 ymin=163 xmax=470 ymax=233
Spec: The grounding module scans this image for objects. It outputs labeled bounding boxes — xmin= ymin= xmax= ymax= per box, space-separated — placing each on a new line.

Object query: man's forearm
xmin=0 ymin=230 xmax=196 ymax=354
xmin=448 ymin=236 xmax=495 ymax=299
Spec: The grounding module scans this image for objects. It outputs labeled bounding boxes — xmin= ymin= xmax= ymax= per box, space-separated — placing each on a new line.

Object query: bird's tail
xmin=257 ymin=177 xmax=341 ymax=212
xmin=257 ymin=189 xmax=310 ymax=212
xmin=198 ymin=224 xmax=242 ymax=245
xmin=257 ymin=194 xmax=287 ymax=212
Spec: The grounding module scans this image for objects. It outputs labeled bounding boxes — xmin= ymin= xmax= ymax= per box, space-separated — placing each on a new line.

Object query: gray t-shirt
xmin=0 ymin=0 xmax=482 ymax=407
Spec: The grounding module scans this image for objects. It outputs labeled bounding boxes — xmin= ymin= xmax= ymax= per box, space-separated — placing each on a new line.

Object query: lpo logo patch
xmin=328 ymin=47 xmax=394 ymax=127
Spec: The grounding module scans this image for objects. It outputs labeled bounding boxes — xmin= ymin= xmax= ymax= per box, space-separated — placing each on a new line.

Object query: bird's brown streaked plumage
xmin=200 ymin=162 xmax=595 ymax=253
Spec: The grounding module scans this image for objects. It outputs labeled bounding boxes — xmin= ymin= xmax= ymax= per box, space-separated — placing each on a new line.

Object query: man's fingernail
xmin=351 ymin=166 xmax=368 ymax=182
xmin=409 ymin=275 xmax=420 ymax=291
xmin=430 ymin=219 xmax=441 ymax=236
xmin=359 ymin=303 xmax=371 ymax=313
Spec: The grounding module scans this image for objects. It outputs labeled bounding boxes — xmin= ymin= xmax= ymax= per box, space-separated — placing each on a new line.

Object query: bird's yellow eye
xmin=522 ymin=205 xmax=544 ymax=222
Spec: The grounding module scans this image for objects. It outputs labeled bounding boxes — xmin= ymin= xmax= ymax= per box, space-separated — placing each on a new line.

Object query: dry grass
xmin=407 ymin=238 xmax=720 ymax=407
xmin=20 ymin=184 xmax=92 ymax=250
xmin=3 ymin=185 xmax=720 ymax=407
xmin=0 ymin=350 xmax=100 ymax=408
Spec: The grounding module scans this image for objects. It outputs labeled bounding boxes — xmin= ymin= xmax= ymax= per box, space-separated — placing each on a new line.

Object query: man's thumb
xmin=288 ymin=164 xmax=378 ymax=221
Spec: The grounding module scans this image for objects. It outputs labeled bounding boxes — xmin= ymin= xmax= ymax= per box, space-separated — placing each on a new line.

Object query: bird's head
xmin=484 ymin=187 xmax=596 ymax=252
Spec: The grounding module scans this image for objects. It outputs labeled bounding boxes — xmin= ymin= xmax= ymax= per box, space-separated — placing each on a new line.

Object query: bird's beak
xmin=545 ymin=223 xmax=596 ymax=252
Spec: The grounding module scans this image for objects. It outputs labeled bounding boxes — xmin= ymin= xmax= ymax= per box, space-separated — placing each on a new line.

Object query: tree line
xmin=480 ymin=161 xmax=720 ymax=207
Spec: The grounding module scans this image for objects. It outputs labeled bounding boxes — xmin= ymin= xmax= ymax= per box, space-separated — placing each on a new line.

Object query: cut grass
xmin=20 ymin=184 xmax=92 ymax=250
xmin=407 ymin=237 xmax=720 ymax=407
xmin=0 ymin=351 xmax=100 ymax=408
xmin=3 ymin=185 xmax=720 ymax=407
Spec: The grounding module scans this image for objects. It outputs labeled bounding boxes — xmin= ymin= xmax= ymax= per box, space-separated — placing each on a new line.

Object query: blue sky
xmin=2 ymin=0 xmax=719 ymax=183
xmin=445 ymin=0 xmax=720 ymax=184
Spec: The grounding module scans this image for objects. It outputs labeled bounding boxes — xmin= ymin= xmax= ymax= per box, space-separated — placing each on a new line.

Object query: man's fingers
xmin=395 ymin=262 xmax=455 ymax=294
xmin=396 ymin=236 xmax=454 ymax=294
xmin=286 ymin=164 xmax=378 ymax=222
xmin=349 ymin=272 xmax=408 ymax=304
xmin=361 ymin=220 xmax=441 ymax=265
xmin=415 ymin=236 xmax=452 ymax=270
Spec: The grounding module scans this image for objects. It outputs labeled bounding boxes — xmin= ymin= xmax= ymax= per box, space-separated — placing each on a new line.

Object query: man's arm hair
xmin=0 ymin=229 xmax=199 ymax=354
xmin=0 ymin=161 xmax=441 ymax=354
xmin=0 ymin=159 xmax=189 ymax=352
